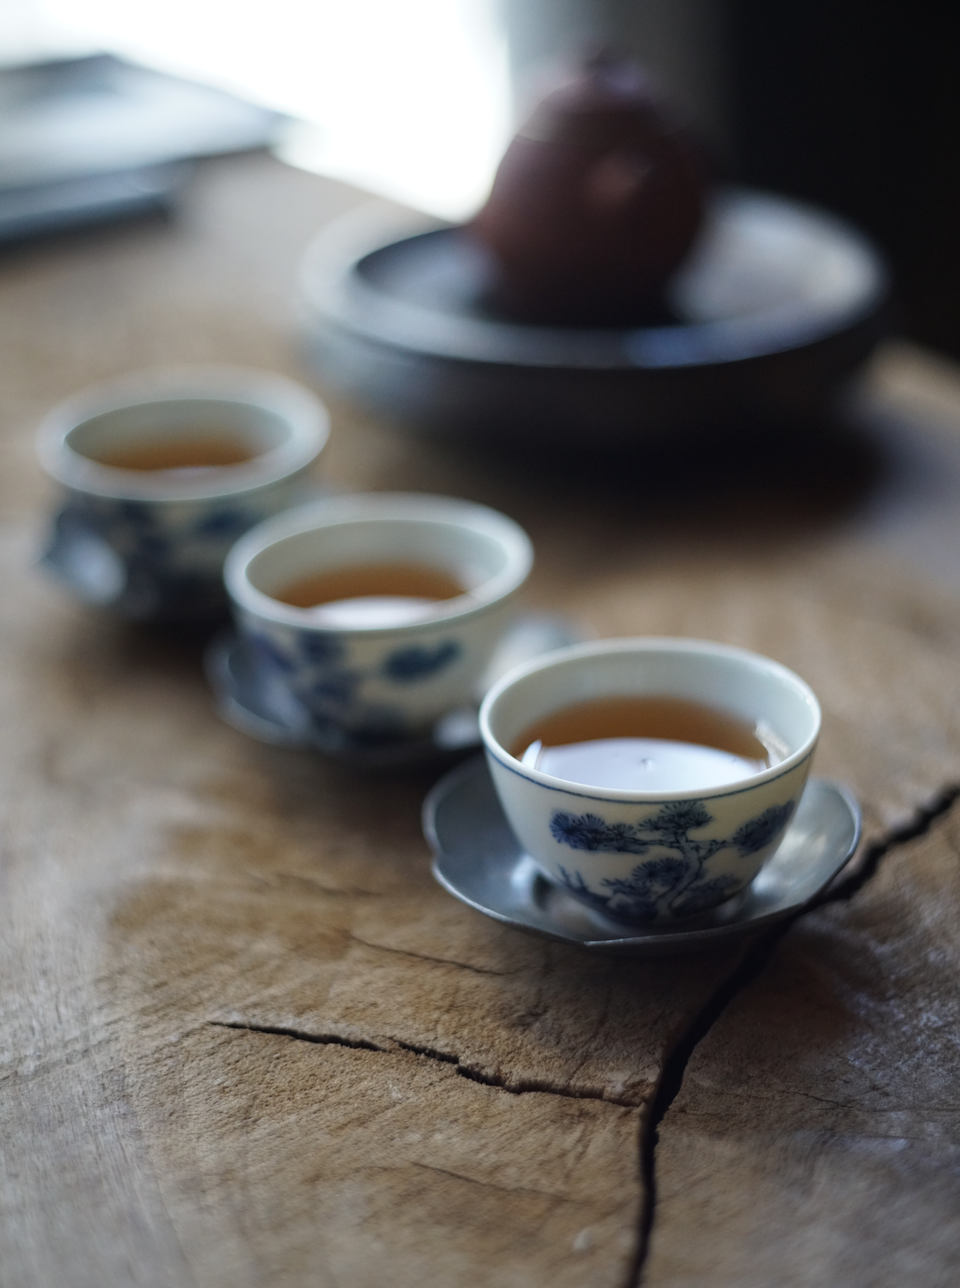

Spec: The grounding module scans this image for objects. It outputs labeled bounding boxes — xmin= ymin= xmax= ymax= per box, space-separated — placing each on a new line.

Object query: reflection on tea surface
xmin=93 ymin=436 xmax=257 ymax=471
xmin=274 ymin=562 xmax=466 ymax=629
xmin=512 ymin=695 xmax=782 ymax=792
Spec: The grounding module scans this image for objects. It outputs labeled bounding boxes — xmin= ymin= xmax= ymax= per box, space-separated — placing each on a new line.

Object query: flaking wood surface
xmin=3 ymin=153 xmax=960 ymax=1285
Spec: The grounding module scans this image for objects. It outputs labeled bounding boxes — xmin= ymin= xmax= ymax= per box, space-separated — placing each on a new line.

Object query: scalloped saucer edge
xmin=425 ymin=756 xmax=861 ymax=956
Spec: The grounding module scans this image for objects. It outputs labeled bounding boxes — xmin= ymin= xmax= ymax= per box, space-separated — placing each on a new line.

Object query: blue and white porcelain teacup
xmin=479 ymin=638 xmax=821 ymax=924
xmin=223 ymin=493 xmax=534 ymax=750
xmin=36 ymin=367 xmax=329 ymax=621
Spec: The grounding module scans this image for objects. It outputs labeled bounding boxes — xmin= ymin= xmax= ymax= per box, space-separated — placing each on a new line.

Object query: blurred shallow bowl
xmin=300 ymin=188 xmax=889 ymax=447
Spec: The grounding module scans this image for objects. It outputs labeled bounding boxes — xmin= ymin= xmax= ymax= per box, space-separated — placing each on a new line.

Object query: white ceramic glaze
xmin=36 ymin=366 xmax=329 ymax=620
xmin=426 ymin=758 xmax=860 ymax=955
xmin=479 ymin=638 xmax=821 ymax=924
xmin=224 ymin=493 xmax=534 ymax=742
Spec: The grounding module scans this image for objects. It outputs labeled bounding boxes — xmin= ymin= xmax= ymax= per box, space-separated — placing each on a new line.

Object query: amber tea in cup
xmin=273 ymin=561 xmax=467 ymax=627
xmin=35 ymin=366 xmax=329 ymax=620
xmin=224 ymin=492 xmax=534 ymax=739
xmin=511 ymin=694 xmax=787 ymax=793
xmin=480 ymin=638 xmax=821 ymax=924
xmin=91 ymin=435 xmax=257 ymax=472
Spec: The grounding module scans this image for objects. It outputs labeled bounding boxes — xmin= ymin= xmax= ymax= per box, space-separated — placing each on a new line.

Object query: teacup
xmin=36 ymin=366 xmax=329 ymax=621
xmin=223 ymin=493 xmax=534 ymax=749
xmin=479 ymin=638 xmax=821 ymax=923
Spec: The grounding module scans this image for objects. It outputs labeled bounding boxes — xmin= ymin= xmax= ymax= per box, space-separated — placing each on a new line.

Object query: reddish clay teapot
xmin=472 ymin=53 xmax=705 ymax=325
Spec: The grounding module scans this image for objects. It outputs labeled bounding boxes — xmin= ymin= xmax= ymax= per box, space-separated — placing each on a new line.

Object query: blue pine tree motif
xmin=638 ymin=801 xmax=713 ymax=837
xmin=671 ymin=874 xmax=743 ymax=917
xmin=600 ymin=855 xmax=690 ymax=921
xmin=731 ymin=802 xmax=795 ymax=854
xmin=552 ymin=796 xmax=795 ymax=920
xmin=556 ymin=867 xmax=595 ymax=901
xmin=550 ymin=812 xmax=652 ymax=855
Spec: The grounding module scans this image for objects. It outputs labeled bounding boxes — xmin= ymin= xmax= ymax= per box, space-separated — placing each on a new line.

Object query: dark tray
xmin=301 ymin=189 xmax=890 ymax=446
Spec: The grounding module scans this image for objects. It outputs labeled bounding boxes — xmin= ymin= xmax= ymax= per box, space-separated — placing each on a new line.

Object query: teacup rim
xmin=479 ymin=636 xmax=821 ymax=802
xmin=36 ymin=365 xmax=329 ymax=503
xmin=224 ymin=492 xmax=534 ymax=636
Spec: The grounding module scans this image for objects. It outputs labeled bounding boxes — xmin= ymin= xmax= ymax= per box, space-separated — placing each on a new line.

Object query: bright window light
xmin=28 ymin=0 xmax=512 ymax=218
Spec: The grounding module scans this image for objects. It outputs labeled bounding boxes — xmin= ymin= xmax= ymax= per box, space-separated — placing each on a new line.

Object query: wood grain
xmin=3 ymin=151 xmax=960 ymax=1284
xmin=644 ymin=805 xmax=960 ymax=1288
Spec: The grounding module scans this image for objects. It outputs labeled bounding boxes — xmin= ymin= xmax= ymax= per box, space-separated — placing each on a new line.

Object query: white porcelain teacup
xmin=36 ymin=366 xmax=328 ymax=621
xmin=224 ymin=493 xmax=534 ymax=749
xmin=479 ymin=638 xmax=821 ymax=924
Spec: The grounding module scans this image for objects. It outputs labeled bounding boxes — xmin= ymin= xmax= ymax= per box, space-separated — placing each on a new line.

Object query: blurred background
xmin=2 ymin=0 xmax=958 ymax=355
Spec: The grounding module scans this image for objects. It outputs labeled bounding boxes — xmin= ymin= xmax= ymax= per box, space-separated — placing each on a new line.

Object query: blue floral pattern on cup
xmin=224 ymin=494 xmax=533 ymax=753
xmin=44 ymin=494 xmax=273 ymax=620
xmin=382 ymin=640 xmax=462 ymax=681
xmin=243 ymin=624 xmax=464 ymax=747
xmin=36 ymin=371 xmax=329 ymax=623
xmin=550 ymin=798 xmax=795 ymax=921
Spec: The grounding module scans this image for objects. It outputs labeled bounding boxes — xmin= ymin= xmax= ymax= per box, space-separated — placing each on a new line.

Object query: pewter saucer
xmin=425 ymin=757 xmax=861 ymax=955
xmin=205 ymin=614 xmax=583 ymax=767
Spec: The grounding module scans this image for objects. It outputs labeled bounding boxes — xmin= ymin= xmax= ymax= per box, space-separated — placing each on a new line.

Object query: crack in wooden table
xmin=4 ymin=152 xmax=960 ymax=1287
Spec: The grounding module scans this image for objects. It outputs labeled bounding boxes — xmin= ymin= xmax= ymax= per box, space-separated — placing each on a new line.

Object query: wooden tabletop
xmin=3 ymin=152 xmax=960 ymax=1288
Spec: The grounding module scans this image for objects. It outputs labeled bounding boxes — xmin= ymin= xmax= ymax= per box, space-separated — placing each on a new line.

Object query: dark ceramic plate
xmin=425 ymin=756 xmax=862 ymax=956
xmin=301 ymin=188 xmax=889 ymax=446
